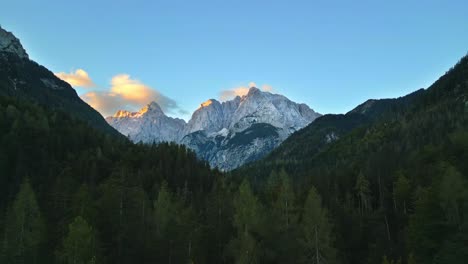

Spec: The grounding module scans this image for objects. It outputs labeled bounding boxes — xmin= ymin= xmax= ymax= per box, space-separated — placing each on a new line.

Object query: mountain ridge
xmin=107 ymin=87 xmax=321 ymax=170
xmin=0 ymin=26 xmax=121 ymax=136
xmin=0 ymin=26 xmax=28 ymax=59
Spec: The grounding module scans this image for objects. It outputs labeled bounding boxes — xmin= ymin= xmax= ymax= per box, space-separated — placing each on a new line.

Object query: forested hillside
xmin=0 ymin=48 xmax=120 ymax=136
xmin=0 ymin=96 xmax=222 ymax=263
xmin=234 ymin=54 xmax=468 ymax=263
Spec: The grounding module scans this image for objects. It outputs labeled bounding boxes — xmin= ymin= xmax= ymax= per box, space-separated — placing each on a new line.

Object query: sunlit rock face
xmin=106 ymin=102 xmax=187 ymax=143
xmin=186 ymin=99 xmax=229 ymax=135
xmin=107 ymin=87 xmax=321 ymax=171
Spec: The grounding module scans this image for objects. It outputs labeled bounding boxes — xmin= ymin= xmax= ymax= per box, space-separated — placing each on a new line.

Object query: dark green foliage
xmin=229 ymin=123 xmax=279 ymax=146
xmin=0 ymin=96 xmax=217 ymax=263
xmin=233 ymin=54 xmax=468 ymax=263
xmin=227 ymin=179 xmax=266 ymax=263
xmin=56 ymin=216 xmax=100 ymax=264
xmin=299 ymin=186 xmax=337 ymax=264
xmin=1 ymin=178 xmax=45 ymax=264
xmin=1 ymin=51 xmax=468 ymax=263
xmin=393 ymin=172 xmax=410 ymax=215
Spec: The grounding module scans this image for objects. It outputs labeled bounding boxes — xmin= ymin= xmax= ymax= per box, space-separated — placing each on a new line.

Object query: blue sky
xmin=1 ymin=0 xmax=468 ymax=119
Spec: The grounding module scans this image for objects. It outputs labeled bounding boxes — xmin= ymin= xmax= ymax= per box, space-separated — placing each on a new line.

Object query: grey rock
xmin=106 ymin=102 xmax=187 ymax=143
xmin=0 ymin=26 xmax=29 ymax=59
xmin=107 ymin=87 xmax=321 ymax=171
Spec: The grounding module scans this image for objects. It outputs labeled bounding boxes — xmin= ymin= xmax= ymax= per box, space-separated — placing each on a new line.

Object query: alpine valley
xmin=2 ymin=22 xmax=468 ymax=264
xmin=106 ymin=88 xmax=321 ymax=170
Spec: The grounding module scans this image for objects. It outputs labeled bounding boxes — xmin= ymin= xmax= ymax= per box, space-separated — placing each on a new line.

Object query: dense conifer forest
xmin=1 ymin=55 xmax=468 ymax=263
xmin=235 ymin=54 xmax=468 ymax=263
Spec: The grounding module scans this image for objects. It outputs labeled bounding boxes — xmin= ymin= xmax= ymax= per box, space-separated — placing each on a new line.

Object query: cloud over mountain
xmin=55 ymin=69 xmax=95 ymax=88
xmin=81 ymin=74 xmax=183 ymax=117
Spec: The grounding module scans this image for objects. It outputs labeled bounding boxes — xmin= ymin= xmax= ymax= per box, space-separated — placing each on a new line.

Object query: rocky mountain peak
xmin=199 ymin=99 xmax=219 ymax=109
xmin=187 ymin=98 xmax=225 ymax=134
xmin=246 ymin=86 xmax=261 ymax=96
xmin=107 ymin=88 xmax=321 ymax=171
xmin=113 ymin=110 xmax=132 ymax=118
xmin=0 ymin=26 xmax=29 ymax=59
xmin=107 ymin=101 xmax=186 ymax=143
xmin=140 ymin=101 xmax=164 ymax=115
xmin=111 ymin=101 xmax=165 ymax=119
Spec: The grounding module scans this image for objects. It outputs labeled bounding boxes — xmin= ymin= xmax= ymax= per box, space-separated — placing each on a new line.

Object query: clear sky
xmin=1 ymin=0 xmax=468 ymax=120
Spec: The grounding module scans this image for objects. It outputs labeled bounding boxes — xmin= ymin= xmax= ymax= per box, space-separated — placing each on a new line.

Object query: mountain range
xmin=0 ymin=24 xmax=320 ymax=171
xmin=106 ymin=87 xmax=321 ymax=171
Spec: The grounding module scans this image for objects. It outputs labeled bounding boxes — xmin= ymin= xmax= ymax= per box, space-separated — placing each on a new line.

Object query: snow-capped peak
xmin=0 ymin=26 xmax=29 ymax=59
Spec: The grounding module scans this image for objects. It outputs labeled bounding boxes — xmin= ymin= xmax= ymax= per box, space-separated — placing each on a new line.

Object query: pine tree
xmin=154 ymin=181 xmax=173 ymax=238
xmin=71 ymin=185 xmax=97 ymax=225
xmin=152 ymin=181 xmax=197 ymax=263
xmin=393 ymin=172 xmax=411 ymax=215
xmin=1 ymin=178 xmax=45 ymax=264
xmin=408 ymin=187 xmax=445 ymax=263
xmin=204 ymin=176 xmax=233 ymax=263
xmin=265 ymin=169 xmax=297 ymax=230
xmin=56 ymin=216 xmax=100 ymax=264
xmin=438 ymin=164 xmax=466 ymax=227
xmin=228 ymin=179 xmax=265 ymax=264
xmin=265 ymin=169 xmax=299 ymax=262
xmin=265 ymin=170 xmax=280 ymax=202
xmin=355 ymin=172 xmax=371 ymax=215
xmin=300 ymin=186 xmax=337 ymax=264
xmin=275 ymin=169 xmax=296 ymax=230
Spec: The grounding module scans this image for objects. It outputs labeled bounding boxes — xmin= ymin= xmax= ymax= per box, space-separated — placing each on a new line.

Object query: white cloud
xmin=55 ymin=69 xmax=95 ymax=88
xmin=81 ymin=74 xmax=183 ymax=117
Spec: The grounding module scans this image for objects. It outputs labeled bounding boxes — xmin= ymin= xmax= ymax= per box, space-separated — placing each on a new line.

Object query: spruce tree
xmin=228 ymin=179 xmax=265 ymax=264
xmin=56 ymin=216 xmax=100 ymax=264
xmin=300 ymin=186 xmax=337 ymax=264
xmin=1 ymin=178 xmax=45 ymax=264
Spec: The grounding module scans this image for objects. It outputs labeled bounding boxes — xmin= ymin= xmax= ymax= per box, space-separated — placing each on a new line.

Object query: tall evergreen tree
xmin=393 ymin=172 xmax=411 ymax=215
xmin=355 ymin=172 xmax=371 ymax=215
xmin=265 ymin=169 xmax=299 ymax=262
xmin=204 ymin=176 xmax=233 ymax=263
xmin=275 ymin=169 xmax=297 ymax=230
xmin=228 ymin=179 xmax=265 ymax=264
xmin=1 ymin=178 xmax=45 ymax=264
xmin=56 ymin=216 xmax=100 ymax=264
xmin=408 ymin=187 xmax=445 ymax=263
xmin=300 ymin=186 xmax=337 ymax=264
xmin=71 ymin=185 xmax=97 ymax=225
xmin=438 ymin=164 xmax=466 ymax=227
xmin=152 ymin=181 xmax=198 ymax=263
